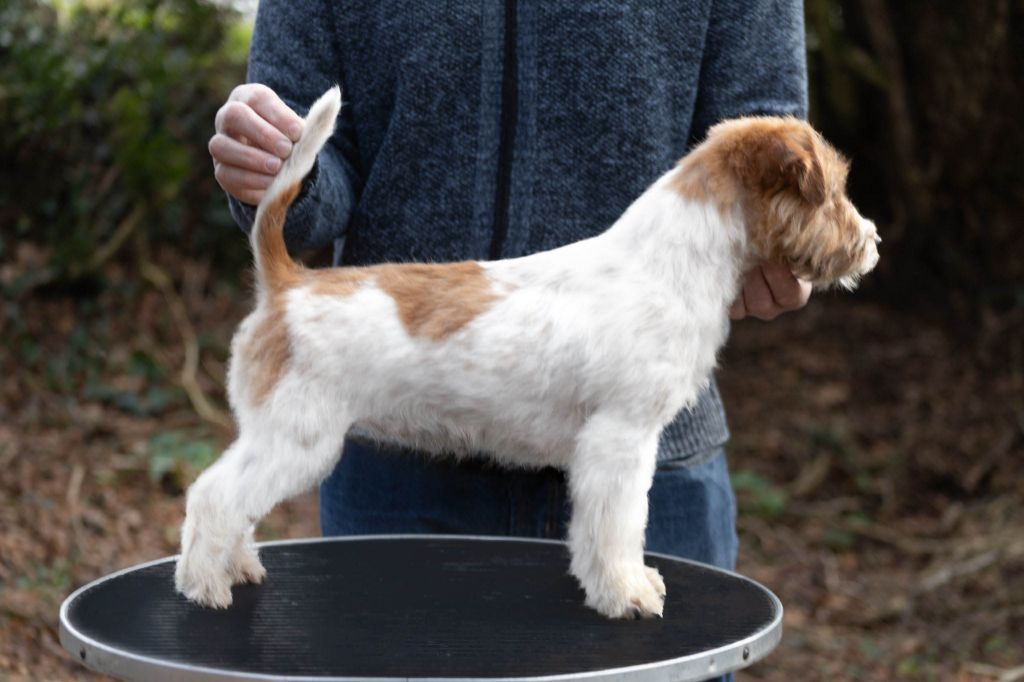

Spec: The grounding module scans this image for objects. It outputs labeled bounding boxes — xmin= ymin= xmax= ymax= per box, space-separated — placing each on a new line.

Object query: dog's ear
xmin=766 ymin=127 xmax=826 ymax=206
xmin=727 ymin=121 xmax=827 ymax=206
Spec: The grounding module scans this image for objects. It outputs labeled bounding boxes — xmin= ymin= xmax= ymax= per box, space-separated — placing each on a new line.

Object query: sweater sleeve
xmin=689 ymin=0 xmax=809 ymax=143
xmin=227 ymin=0 xmax=361 ymax=253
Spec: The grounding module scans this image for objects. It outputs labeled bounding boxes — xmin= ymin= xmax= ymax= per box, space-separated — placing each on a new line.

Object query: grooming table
xmin=60 ymin=536 xmax=782 ymax=681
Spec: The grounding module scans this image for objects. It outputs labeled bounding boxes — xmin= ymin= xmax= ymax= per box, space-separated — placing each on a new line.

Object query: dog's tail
xmin=251 ymin=86 xmax=342 ymax=295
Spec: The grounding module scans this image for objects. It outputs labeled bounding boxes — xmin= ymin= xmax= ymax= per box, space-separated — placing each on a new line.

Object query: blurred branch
xmin=136 ymin=235 xmax=233 ymax=432
xmin=919 ymin=548 xmax=1001 ymax=593
xmin=5 ymin=202 xmax=143 ymax=298
xmin=968 ymin=663 xmax=1024 ymax=682
xmin=858 ymin=0 xmax=930 ymax=233
xmin=71 ymin=202 xmax=143 ymax=278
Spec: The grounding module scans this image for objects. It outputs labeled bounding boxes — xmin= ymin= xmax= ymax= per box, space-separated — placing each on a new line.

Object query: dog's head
xmin=678 ymin=117 xmax=880 ymax=289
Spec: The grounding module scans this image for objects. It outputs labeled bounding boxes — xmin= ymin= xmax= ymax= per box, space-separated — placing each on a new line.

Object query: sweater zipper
xmin=488 ymin=0 xmax=518 ymax=260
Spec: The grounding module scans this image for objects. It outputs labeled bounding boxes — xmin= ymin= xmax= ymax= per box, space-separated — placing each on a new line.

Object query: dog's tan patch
xmin=236 ymin=302 xmax=291 ymax=407
xmin=241 ymin=265 xmax=369 ymax=407
xmin=305 ymin=260 xmax=499 ymax=340
xmin=671 ymin=117 xmax=838 ymax=209
xmin=309 ymin=267 xmax=372 ymax=297
xmin=669 ymin=152 xmax=738 ymax=219
xmin=235 ymin=260 xmax=497 ymax=408
xmin=376 ymin=262 xmax=497 ymax=341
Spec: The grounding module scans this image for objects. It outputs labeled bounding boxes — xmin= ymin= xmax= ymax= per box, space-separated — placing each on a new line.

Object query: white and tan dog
xmin=175 ymin=86 xmax=879 ymax=619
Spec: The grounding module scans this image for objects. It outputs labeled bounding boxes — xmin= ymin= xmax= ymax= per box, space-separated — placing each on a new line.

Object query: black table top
xmin=60 ymin=536 xmax=781 ymax=681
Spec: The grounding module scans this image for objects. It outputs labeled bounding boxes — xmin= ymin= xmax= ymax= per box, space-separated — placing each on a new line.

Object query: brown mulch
xmin=1 ymin=264 xmax=1021 ymax=680
xmin=719 ymin=298 xmax=1023 ymax=681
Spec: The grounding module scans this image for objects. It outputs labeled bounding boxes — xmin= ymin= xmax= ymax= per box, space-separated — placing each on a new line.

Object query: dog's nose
xmin=873 ymin=233 xmax=882 ymax=244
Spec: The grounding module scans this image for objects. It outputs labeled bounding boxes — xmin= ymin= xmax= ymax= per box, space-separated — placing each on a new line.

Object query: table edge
xmin=59 ymin=534 xmax=784 ymax=682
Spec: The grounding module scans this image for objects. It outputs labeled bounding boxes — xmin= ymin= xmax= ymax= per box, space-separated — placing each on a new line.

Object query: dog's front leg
xmin=567 ymin=415 xmax=665 ymax=619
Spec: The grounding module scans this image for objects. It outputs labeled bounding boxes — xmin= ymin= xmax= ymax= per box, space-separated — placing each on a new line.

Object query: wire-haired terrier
xmin=176 ymin=87 xmax=879 ymax=618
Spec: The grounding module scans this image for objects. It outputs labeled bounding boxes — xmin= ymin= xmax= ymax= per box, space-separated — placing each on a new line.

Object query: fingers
xmin=761 ymin=262 xmax=811 ymax=311
xmin=216 ymin=101 xmax=294 ymax=158
xmin=229 ymin=84 xmax=305 ymax=142
xmin=741 ymin=267 xmax=779 ymax=320
xmin=730 ymin=264 xmax=813 ymax=321
xmin=213 ymin=162 xmax=273 ymax=205
xmin=212 ymin=84 xmax=307 ymax=204
xmin=209 ymin=134 xmax=282 ymax=175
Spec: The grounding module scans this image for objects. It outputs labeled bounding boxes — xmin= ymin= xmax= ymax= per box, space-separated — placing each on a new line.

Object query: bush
xmin=0 ymin=0 xmax=250 ymax=292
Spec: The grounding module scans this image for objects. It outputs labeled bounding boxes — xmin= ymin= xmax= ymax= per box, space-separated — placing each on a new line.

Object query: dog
xmin=175 ymin=86 xmax=879 ymax=619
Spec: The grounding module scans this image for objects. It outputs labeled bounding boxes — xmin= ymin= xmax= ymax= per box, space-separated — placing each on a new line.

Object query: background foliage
xmin=0 ymin=0 xmax=249 ymax=293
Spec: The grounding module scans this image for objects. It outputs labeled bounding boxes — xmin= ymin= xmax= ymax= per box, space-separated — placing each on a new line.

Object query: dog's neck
xmin=605 ymin=168 xmax=749 ymax=318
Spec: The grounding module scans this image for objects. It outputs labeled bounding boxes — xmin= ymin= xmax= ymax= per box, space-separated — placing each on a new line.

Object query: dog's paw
xmin=582 ymin=565 xmax=666 ymax=619
xmin=644 ymin=565 xmax=666 ymax=599
xmin=588 ymin=582 xmax=665 ymax=619
xmin=227 ymin=544 xmax=267 ymax=586
xmin=234 ymin=555 xmax=267 ymax=585
xmin=175 ymin=556 xmax=234 ymax=609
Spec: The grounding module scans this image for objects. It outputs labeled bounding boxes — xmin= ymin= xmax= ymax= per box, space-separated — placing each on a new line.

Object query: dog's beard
xmin=750 ymin=194 xmax=878 ymax=291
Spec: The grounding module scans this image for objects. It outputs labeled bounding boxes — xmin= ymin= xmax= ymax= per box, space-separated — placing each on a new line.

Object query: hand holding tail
xmin=250 ymin=86 xmax=343 ymax=294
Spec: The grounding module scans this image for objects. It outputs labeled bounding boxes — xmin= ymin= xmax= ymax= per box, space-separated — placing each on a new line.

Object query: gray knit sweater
xmin=229 ymin=0 xmax=808 ymax=462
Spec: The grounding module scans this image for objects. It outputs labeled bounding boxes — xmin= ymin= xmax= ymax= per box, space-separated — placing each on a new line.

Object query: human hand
xmin=729 ymin=263 xmax=812 ymax=321
xmin=209 ymin=84 xmax=306 ymax=205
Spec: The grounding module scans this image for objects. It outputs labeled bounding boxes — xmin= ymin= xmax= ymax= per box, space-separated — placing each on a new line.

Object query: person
xmin=212 ymin=1 xmax=808 ymax=676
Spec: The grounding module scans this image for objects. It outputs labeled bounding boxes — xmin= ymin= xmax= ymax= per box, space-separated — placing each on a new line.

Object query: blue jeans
xmin=320 ymin=440 xmax=738 ymax=681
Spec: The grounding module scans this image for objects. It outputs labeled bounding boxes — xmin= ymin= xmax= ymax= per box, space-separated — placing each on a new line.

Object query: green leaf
xmin=145 ymin=430 xmax=220 ymax=490
xmin=731 ymin=469 xmax=789 ymax=519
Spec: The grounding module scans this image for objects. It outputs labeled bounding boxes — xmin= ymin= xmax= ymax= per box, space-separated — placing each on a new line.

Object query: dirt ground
xmin=1 ymin=261 xmax=1021 ymax=681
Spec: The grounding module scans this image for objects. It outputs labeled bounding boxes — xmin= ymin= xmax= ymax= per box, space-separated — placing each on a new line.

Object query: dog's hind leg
xmin=567 ymin=414 xmax=665 ymax=619
xmin=175 ymin=404 xmax=351 ymax=608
